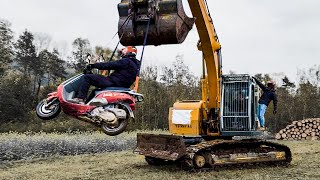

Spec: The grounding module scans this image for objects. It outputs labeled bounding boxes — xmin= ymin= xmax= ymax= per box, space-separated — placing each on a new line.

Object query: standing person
xmin=252 ymin=77 xmax=278 ymax=131
xmin=70 ymin=46 xmax=140 ymax=104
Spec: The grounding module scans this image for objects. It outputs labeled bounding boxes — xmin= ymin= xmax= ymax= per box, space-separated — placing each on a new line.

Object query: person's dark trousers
xmin=77 ymin=74 xmax=115 ymax=99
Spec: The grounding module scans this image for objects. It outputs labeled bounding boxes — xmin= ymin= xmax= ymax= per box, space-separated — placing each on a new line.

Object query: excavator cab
xmin=220 ymin=74 xmax=261 ymax=136
xmin=117 ymin=0 xmax=194 ymax=46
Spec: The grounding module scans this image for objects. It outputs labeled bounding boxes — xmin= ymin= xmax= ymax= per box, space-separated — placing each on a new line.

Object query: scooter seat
xmin=102 ymin=87 xmax=131 ymax=91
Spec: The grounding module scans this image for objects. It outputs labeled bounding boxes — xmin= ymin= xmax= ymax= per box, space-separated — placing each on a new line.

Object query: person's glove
xmin=83 ymin=64 xmax=94 ymax=74
xmin=86 ymin=64 xmax=94 ymax=71
xmin=273 ymin=109 xmax=277 ymax=114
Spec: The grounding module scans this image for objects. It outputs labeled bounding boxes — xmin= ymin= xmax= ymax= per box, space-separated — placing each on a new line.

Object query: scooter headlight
xmin=135 ymin=95 xmax=144 ymax=102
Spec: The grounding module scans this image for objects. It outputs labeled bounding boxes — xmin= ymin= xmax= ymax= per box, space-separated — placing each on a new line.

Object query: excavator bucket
xmin=118 ymin=0 xmax=194 ymax=46
xmin=134 ymin=133 xmax=187 ymax=161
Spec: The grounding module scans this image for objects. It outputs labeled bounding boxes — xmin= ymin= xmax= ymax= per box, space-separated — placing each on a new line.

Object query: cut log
xmin=305 ymin=129 xmax=310 ymax=134
xmin=287 ymin=124 xmax=295 ymax=129
xmin=300 ymin=129 xmax=304 ymax=133
xmin=276 ymin=118 xmax=320 ymax=141
xmin=297 ymin=122 xmax=302 ymax=126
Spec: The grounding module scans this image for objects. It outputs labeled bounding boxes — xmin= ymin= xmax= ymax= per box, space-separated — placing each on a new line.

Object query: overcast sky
xmin=1 ymin=0 xmax=320 ymax=82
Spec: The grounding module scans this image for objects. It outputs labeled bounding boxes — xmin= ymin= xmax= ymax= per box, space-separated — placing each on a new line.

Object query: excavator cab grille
xmin=220 ymin=74 xmax=259 ymax=134
xmin=118 ymin=0 xmax=194 ymax=46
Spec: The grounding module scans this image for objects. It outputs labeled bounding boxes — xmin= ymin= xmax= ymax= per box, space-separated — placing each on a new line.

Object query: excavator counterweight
xmin=118 ymin=0 xmax=194 ymax=46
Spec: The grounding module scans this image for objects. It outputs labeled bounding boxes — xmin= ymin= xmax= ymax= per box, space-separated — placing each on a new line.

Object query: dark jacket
xmin=254 ymin=77 xmax=278 ymax=110
xmin=92 ymin=57 xmax=139 ymax=88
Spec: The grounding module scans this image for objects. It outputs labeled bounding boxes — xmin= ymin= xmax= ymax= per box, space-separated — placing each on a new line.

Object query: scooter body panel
xmin=49 ymin=74 xmax=138 ymax=117
xmin=95 ymin=91 xmax=135 ymax=110
xmin=57 ymin=84 xmax=95 ymax=116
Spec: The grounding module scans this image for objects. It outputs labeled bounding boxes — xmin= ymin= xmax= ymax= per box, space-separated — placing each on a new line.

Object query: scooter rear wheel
xmin=101 ymin=117 xmax=129 ymax=136
xmin=36 ymin=98 xmax=61 ymax=120
xmin=100 ymin=103 xmax=130 ymax=136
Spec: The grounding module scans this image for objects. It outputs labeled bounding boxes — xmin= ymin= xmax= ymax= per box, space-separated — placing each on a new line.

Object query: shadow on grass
xmin=132 ymin=161 xmax=292 ymax=173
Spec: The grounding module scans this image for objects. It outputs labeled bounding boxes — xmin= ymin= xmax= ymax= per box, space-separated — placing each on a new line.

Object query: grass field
xmin=0 ymin=132 xmax=320 ymax=180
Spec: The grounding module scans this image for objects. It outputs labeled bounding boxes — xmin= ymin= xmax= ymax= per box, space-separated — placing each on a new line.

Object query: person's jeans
xmin=77 ymin=74 xmax=115 ymax=99
xmin=257 ymin=104 xmax=267 ymax=127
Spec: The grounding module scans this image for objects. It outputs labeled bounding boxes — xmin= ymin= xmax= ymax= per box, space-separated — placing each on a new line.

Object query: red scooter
xmin=36 ymin=63 xmax=144 ymax=136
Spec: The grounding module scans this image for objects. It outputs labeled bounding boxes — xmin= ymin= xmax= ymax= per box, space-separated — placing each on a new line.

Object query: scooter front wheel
xmin=36 ymin=98 xmax=61 ymax=120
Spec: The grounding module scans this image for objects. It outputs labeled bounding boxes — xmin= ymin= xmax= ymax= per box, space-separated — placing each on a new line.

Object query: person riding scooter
xmin=70 ymin=46 xmax=140 ymax=104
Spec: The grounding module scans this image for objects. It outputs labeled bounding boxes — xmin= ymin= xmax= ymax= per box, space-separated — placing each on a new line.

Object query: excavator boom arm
xmin=118 ymin=0 xmax=222 ymax=112
xmin=188 ymin=0 xmax=221 ymax=110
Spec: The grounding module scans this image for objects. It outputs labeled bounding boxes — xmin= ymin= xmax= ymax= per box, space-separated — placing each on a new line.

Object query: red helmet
xmin=121 ymin=46 xmax=137 ymax=58
xmin=267 ymin=80 xmax=276 ymax=88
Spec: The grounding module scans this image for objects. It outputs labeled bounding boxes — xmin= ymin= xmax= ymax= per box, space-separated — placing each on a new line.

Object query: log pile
xmin=275 ymin=118 xmax=320 ymax=140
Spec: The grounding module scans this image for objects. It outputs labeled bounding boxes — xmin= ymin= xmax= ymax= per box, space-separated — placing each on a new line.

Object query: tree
xmin=70 ymin=38 xmax=91 ymax=72
xmin=34 ymin=32 xmax=52 ymax=55
xmin=282 ymin=76 xmax=295 ymax=88
xmin=0 ymin=70 xmax=32 ymax=123
xmin=254 ymin=73 xmax=271 ymax=84
xmin=39 ymin=49 xmax=67 ymax=86
xmin=94 ymin=46 xmax=121 ymax=62
xmin=0 ymin=19 xmax=14 ymax=76
xmin=15 ymin=30 xmax=38 ymax=76
xmin=161 ymin=55 xmax=200 ymax=101
xmin=14 ymin=30 xmax=46 ymax=99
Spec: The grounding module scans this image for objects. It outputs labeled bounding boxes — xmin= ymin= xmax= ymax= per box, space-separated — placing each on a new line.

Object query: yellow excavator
xmin=117 ymin=0 xmax=291 ymax=170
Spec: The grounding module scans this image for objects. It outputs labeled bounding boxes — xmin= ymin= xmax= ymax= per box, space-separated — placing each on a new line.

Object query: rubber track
xmin=180 ymin=139 xmax=292 ymax=172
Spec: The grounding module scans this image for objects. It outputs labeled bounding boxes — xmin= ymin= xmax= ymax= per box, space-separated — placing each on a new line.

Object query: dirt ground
xmin=1 ymin=141 xmax=320 ymax=180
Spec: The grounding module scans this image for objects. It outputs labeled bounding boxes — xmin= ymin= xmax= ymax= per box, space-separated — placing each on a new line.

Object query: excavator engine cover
xmin=118 ymin=0 xmax=194 ymax=46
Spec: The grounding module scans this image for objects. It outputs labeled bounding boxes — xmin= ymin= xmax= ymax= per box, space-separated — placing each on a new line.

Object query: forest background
xmin=1 ymin=19 xmax=320 ymax=134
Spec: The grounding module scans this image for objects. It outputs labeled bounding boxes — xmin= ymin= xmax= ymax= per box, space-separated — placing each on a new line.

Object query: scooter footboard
xmin=134 ymin=133 xmax=187 ymax=161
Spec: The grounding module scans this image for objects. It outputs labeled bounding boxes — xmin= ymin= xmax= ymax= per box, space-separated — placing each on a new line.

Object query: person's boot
xmin=69 ymin=98 xmax=85 ymax=104
xmin=258 ymin=127 xmax=266 ymax=131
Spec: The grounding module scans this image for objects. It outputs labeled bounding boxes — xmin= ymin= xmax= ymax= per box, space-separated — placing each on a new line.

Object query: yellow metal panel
xmin=169 ymin=101 xmax=203 ymax=135
xmin=187 ymin=0 xmax=221 ymax=110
